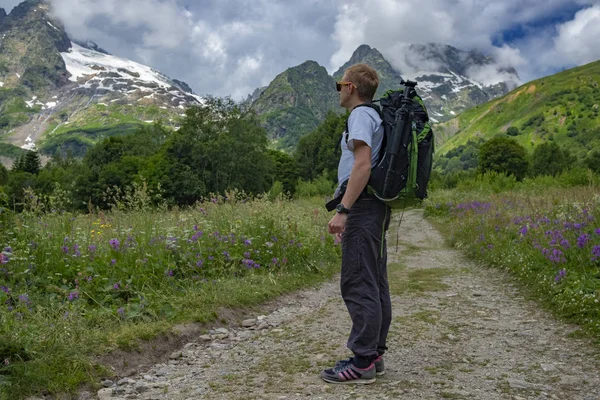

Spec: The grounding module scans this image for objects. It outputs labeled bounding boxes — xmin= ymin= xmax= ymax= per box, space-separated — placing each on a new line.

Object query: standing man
xmin=321 ymin=64 xmax=392 ymax=385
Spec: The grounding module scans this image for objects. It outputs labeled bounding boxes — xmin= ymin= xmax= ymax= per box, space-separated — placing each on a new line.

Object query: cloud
xmin=329 ymin=0 xmax=599 ymax=88
xmin=46 ymin=0 xmax=339 ymax=99
xmin=554 ymin=5 xmax=600 ymax=65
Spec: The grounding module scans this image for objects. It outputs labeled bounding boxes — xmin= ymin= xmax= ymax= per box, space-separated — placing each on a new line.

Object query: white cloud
xmin=554 ymin=5 xmax=600 ymax=65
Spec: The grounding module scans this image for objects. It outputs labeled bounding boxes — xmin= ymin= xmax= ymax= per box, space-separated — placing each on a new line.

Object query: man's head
xmin=338 ymin=63 xmax=379 ymax=109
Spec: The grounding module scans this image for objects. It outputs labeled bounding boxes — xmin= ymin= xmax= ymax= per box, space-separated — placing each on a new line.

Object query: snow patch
xmin=21 ymin=135 xmax=36 ymax=151
xmin=450 ymin=111 xmax=456 ymax=115
xmin=16 ymin=73 xmax=20 ymax=79
xmin=25 ymin=96 xmax=38 ymax=108
xmin=62 ymin=43 xmax=174 ymax=89
xmin=430 ymin=117 xmax=439 ymax=124
xmin=45 ymin=102 xmax=57 ymax=108
xmin=144 ymin=120 xmax=154 ymax=123
xmin=46 ymin=21 xmax=59 ymax=31
xmin=0 ymin=82 xmax=3 ymax=87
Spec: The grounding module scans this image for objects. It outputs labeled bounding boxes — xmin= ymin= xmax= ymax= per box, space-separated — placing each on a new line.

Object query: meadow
xmin=425 ymin=173 xmax=600 ymax=338
xmin=0 ymin=193 xmax=340 ymax=398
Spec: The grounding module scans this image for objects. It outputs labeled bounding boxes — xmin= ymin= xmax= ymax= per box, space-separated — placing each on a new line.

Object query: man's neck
xmin=345 ymin=97 xmax=369 ymax=111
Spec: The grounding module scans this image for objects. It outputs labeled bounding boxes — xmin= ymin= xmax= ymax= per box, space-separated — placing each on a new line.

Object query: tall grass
xmin=425 ymin=174 xmax=600 ymax=339
xmin=0 ymin=194 xmax=340 ymax=398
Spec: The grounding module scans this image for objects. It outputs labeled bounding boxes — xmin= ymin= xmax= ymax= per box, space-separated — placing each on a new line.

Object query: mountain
xmin=0 ymin=0 xmax=202 ymax=164
xmin=332 ymin=44 xmax=404 ymax=100
xmin=248 ymin=43 xmax=519 ymax=149
xmin=435 ymin=60 xmax=600 ymax=162
xmin=250 ymin=60 xmax=341 ymax=149
xmin=401 ymin=43 xmax=520 ymax=123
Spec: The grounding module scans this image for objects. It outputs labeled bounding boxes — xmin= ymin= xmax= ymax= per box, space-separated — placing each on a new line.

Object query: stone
xmin=135 ymin=382 xmax=151 ymax=393
xmin=540 ymin=363 xmax=557 ymax=372
xmin=199 ymin=334 xmax=212 ymax=341
xmin=97 ymin=389 xmax=113 ymax=400
xmin=215 ymin=328 xmax=229 ymax=335
xmin=102 ymin=380 xmax=114 ymax=388
xmin=143 ymin=374 xmax=154 ymax=381
xmin=169 ymin=351 xmax=182 ymax=360
xmin=183 ymin=343 xmax=196 ymax=349
xmin=117 ymin=378 xmax=136 ymax=385
xmin=257 ymin=322 xmax=269 ymax=330
xmin=472 ymin=291 xmax=486 ymax=297
xmin=242 ymin=319 xmax=257 ymax=327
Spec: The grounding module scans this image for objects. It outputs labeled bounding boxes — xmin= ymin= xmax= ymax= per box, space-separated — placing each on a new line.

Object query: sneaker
xmin=335 ymin=356 xmax=385 ymax=376
xmin=321 ymin=361 xmax=376 ymax=385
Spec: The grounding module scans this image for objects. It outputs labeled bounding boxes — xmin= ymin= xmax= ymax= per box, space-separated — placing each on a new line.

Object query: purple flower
xmin=0 ymin=254 xmax=7 ymax=265
xmin=109 ymin=239 xmax=120 ymax=251
xmin=244 ymin=239 xmax=252 ymax=246
xmin=196 ymin=259 xmax=204 ymax=268
xmin=559 ymin=239 xmax=571 ymax=249
xmin=68 ymin=292 xmax=79 ymax=301
xmin=592 ymin=246 xmax=600 ymax=262
xmin=73 ymin=244 xmax=81 ymax=257
xmin=577 ymin=234 xmax=591 ymax=249
xmin=113 ymin=283 xmax=120 ymax=290
xmin=166 ymin=270 xmax=174 ymax=277
xmin=88 ymin=244 xmax=97 ymax=253
xmin=519 ymin=226 xmax=528 ymax=236
xmin=244 ymin=252 xmax=251 ymax=259
xmin=1 ymin=286 xmax=9 ymax=294
xmin=117 ymin=307 xmax=125 ymax=317
xmin=18 ymin=294 xmax=30 ymax=304
xmin=595 ymin=228 xmax=600 ymax=236
xmin=208 ymin=256 xmax=214 ymax=261
xmin=554 ymin=269 xmax=567 ymax=282
xmin=190 ymin=231 xmax=203 ymax=242
xmin=3 ymin=247 xmax=12 ymax=253
xmin=111 ymin=259 xmax=117 ymax=265
xmin=61 ymin=246 xmax=69 ymax=254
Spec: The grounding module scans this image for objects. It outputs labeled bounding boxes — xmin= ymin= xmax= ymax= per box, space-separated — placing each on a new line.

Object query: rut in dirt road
xmin=99 ymin=209 xmax=600 ymax=400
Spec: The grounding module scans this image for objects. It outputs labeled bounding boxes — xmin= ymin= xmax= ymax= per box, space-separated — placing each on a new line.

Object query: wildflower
xmin=3 ymin=247 xmax=11 ymax=253
xmin=577 ymin=234 xmax=591 ymax=249
xmin=208 ymin=256 xmax=214 ymax=261
xmin=166 ymin=270 xmax=174 ymax=277
xmin=88 ymin=244 xmax=97 ymax=253
xmin=111 ymin=259 xmax=117 ymax=265
xmin=113 ymin=283 xmax=120 ymax=290
xmin=595 ymin=228 xmax=600 ymax=236
xmin=244 ymin=252 xmax=251 ymax=259
xmin=519 ymin=226 xmax=528 ymax=236
xmin=244 ymin=239 xmax=252 ymax=246
xmin=117 ymin=307 xmax=125 ymax=317
xmin=559 ymin=239 xmax=571 ymax=249
xmin=196 ymin=259 xmax=204 ymax=268
xmin=272 ymin=258 xmax=278 ymax=265
xmin=68 ymin=292 xmax=79 ymax=301
xmin=223 ymin=251 xmax=230 ymax=259
xmin=1 ymin=286 xmax=9 ymax=294
xmin=190 ymin=231 xmax=203 ymax=242
xmin=73 ymin=244 xmax=81 ymax=257
xmin=592 ymin=246 xmax=600 ymax=262
xmin=18 ymin=294 xmax=30 ymax=304
xmin=554 ymin=269 xmax=567 ymax=282
xmin=0 ymin=254 xmax=7 ymax=265
xmin=109 ymin=239 xmax=120 ymax=251
xmin=61 ymin=246 xmax=69 ymax=254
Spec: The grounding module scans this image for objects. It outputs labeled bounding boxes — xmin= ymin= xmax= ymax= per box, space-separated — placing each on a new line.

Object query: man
xmin=321 ymin=64 xmax=392 ymax=385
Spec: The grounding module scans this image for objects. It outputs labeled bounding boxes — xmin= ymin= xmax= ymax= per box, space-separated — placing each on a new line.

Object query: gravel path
xmin=97 ymin=209 xmax=600 ymax=400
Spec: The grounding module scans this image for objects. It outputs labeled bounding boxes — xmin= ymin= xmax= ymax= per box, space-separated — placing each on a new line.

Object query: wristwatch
xmin=336 ymin=203 xmax=350 ymax=214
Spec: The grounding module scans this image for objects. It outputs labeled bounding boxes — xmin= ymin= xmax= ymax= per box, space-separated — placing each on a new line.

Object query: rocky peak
xmin=0 ymin=8 xmax=7 ymax=25
xmin=74 ymin=39 xmax=110 ymax=55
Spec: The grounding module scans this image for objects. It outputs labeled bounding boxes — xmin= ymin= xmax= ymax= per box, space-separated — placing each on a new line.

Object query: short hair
xmin=345 ymin=63 xmax=379 ymax=101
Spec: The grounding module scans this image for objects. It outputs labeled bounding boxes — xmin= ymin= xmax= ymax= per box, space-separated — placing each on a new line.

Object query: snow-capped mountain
xmin=0 ymin=0 xmax=202 ymax=161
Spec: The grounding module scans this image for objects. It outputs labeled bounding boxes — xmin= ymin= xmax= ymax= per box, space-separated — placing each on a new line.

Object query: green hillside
xmin=437 ymin=60 xmax=600 ymax=162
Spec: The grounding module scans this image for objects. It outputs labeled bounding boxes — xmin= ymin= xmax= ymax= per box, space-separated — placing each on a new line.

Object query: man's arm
xmin=341 ymin=139 xmax=371 ymax=209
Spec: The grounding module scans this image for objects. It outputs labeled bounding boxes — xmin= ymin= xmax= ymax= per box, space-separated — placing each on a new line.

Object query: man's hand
xmin=328 ymin=212 xmax=348 ymax=235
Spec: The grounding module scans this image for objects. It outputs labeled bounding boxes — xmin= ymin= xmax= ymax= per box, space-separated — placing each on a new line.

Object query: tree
xmin=506 ymin=127 xmax=519 ymax=136
xmin=0 ymin=163 xmax=7 ymax=186
xmin=479 ymin=137 xmax=529 ymax=180
xmin=531 ymin=142 xmax=574 ymax=176
xmin=267 ymin=149 xmax=299 ymax=195
xmin=23 ymin=150 xmax=41 ymax=175
xmin=586 ymin=151 xmax=600 ymax=174
xmin=295 ymin=111 xmax=347 ymax=182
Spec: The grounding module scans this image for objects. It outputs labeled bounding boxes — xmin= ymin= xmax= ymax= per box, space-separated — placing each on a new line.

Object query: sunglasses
xmin=336 ymin=81 xmax=354 ymax=92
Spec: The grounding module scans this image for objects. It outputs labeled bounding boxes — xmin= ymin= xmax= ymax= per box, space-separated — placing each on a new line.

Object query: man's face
xmin=338 ymin=74 xmax=352 ymax=108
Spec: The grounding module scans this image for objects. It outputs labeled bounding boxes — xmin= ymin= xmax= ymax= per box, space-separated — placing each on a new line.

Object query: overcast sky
xmin=1 ymin=0 xmax=599 ymax=99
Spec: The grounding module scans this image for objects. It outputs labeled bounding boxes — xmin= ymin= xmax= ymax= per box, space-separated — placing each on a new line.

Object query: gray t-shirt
xmin=335 ymin=106 xmax=384 ymax=197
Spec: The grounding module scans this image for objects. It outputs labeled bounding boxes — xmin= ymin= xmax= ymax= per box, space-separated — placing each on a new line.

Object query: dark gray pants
xmin=341 ymin=197 xmax=392 ymax=361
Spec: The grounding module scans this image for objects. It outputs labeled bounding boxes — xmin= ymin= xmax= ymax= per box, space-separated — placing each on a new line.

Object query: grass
xmin=390 ymin=266 xmax=452 ymax=296
xmin=424 ymin=180 xmax=600 ymax=341
xmin=0 ymin=195 xmax=341 ymax=399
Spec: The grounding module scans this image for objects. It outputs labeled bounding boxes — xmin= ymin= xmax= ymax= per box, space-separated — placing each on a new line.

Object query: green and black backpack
xmin=347 ymin=82 xmax=435 ymax=208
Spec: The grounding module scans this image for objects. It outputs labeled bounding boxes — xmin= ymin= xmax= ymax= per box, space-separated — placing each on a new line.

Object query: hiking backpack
xmin=349 ymin=81 xmax=435 ymax=208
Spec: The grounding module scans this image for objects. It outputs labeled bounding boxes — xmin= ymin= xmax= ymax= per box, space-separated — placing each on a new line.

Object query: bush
xmin=506 ymin=126 xmax=519 ymax=136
